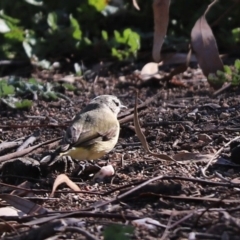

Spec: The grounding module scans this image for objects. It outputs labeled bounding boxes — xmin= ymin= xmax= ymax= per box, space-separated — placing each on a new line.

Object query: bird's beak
xmin=120 ymin=104 xmax=128 ymax=109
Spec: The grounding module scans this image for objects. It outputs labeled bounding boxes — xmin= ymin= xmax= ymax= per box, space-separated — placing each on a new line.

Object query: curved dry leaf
xmin=134 ymin=92 xmax=175 ymax=161
xmin=191 ymin=0 xmax=223 ymax=84
xmin=152 ymin=0 xmax=170 ymax=62
xmin=50 ymin=174 xmax=81 ymax=197
xmin=132 ymin=0 xmax=140 ymax=10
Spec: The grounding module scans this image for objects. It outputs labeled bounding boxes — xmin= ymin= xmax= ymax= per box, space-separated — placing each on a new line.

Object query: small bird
xmin=42 ymin=95 xmax=126 ymax=165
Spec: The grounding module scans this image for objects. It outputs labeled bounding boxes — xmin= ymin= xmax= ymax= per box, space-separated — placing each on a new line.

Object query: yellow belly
xmin=61 ymin=137 xmax=118 ymax=160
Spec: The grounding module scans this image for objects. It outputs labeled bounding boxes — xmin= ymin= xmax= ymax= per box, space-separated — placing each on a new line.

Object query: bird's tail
xmin=40 ymin=144 xmax=70 ymax=166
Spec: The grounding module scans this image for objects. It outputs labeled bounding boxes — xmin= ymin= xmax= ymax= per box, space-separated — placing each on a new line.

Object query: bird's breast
xmin=64 ymin=134 xmax=119 ymax=160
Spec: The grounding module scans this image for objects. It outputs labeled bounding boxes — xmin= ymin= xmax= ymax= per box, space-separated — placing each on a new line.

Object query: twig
xmin=87 ymin=175 xmax=164 ymax=211
xmin=213 ymin=82 xmax=232 ymax=97
xmin=17 ymin=131 xmax=40 ymax=152
xmin=0 ymin=141 xmax=23 ymax=153
xmin=201 ymin=136 xmax=240 ymax=178
xmin=168 ymin=211 xmax=195 ymax=229
xmin=0 ymin=137 xmax=62 ymax=163
xmin=103 ymin=175 xmax=240 ymax=197
xmin=156 ymin=194 xmax=239 ymax=203
xmin=160 ymin=212 xmax=173 ymax=240
xmin=25 ymin=212 xmax=139 ymax=226
xmin=214 ymin=171 xmax=231 ymax=183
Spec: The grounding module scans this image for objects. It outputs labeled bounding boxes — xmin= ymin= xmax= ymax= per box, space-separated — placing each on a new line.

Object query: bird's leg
xmin=75 ymin=160 xmax=88 ymax=175
xmin=74 ymin=160 xmax=101 ymax=176
xmin=43 ymin=154 xmax=75 ymax=172
xmin=105 ymin=158 xmax=110 ymax=166
xmin=89 ymin=160 xmax=102 ymax=169
xmin=61 ymin=156 xmax=75 ymax=172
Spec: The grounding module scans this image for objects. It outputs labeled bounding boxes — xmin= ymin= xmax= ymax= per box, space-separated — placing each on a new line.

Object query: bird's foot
xmin=40 ymin=154 xmax=75 ymax=172
xmin=71 ymin=160 xmax=101 ymax=176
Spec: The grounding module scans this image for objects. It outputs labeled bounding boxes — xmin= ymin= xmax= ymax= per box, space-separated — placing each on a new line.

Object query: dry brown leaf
xmin=191 ymin=0 xmax=223 ymax=87
xmin=152 ymin=0 xmax=170 ymax=62
xmin=10 ymin=180 xmax=34 ymax=197
xmin=50 ymin=174 xmax=81 ymax=197
xmin=0 ymin=194 xmax=47 ymax=215
xmin=133 ymin=91 xmax=174 ymax=161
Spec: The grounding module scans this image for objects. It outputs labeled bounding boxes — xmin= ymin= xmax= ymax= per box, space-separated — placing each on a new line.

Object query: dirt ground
xmin=1 ymin=64 xmax=240 ymax=240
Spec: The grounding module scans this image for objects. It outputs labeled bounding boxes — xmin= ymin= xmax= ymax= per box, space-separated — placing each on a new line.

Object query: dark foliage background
xmin=0 ymin=0 xmax=239 ymax=63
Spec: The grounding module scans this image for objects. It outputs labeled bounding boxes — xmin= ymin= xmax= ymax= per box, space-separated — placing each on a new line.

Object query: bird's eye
xmin=113 ymin=100 xmax=119 ymax=106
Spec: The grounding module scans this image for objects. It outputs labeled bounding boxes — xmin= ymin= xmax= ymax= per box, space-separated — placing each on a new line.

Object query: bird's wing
xmin=62 ymin=108 xmax=119 ymax=149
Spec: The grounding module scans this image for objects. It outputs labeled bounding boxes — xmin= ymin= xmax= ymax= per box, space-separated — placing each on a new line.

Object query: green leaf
xmin=83 ymin=37 xmax=92 ymax=45
xmin=0 ymin=13 xmax=20 ymax=25
xmin=41 ymin=91 xmax=58 ymax=101
xmin=123 ymin=29 xmax=140 ymax=52
xmin=47 ymin=12 xmax=58 ymax=30
xmin=232 ymin=28 xmax=240 ymax=43
xmin=234 ymin=59 xmax=240 ymax=71
xmin=62 ymin=83 xmax=76 ymax=91
xmin=1 ymin=97 xmax=32 ymax=109
xmin=103 ymin=224 xmax=134 ymax=240
xmin=231 ymin=73 xmax=240 ymax=86
xmin=101 ymin=30 xmax=108 ymax=41
xmin=216 ymin=70 xmax=225 ymax=77
xmin=28 ymin=78 xmax=38 ymax=85
xmin=15 ymin=99 xmax=33 ymax=109
xmin=88 ymin=0 xmax=107 ymax=12
xmin=0 ymin=80 xmax=15 ymax=97
xmin=69 ymin=15 xmax=82 ymax=40
xmin=128 ymin=32 xmax=140 ymax=52
xmin=4 ymin=27 xmax=24 ymax=41
xmin=114 ymin=30 xmax=125 ymax=44
xmin=111 ymin=47 xmax=123 ymax=60
xmin=223 ymin=65 xmax=232 ymax=75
